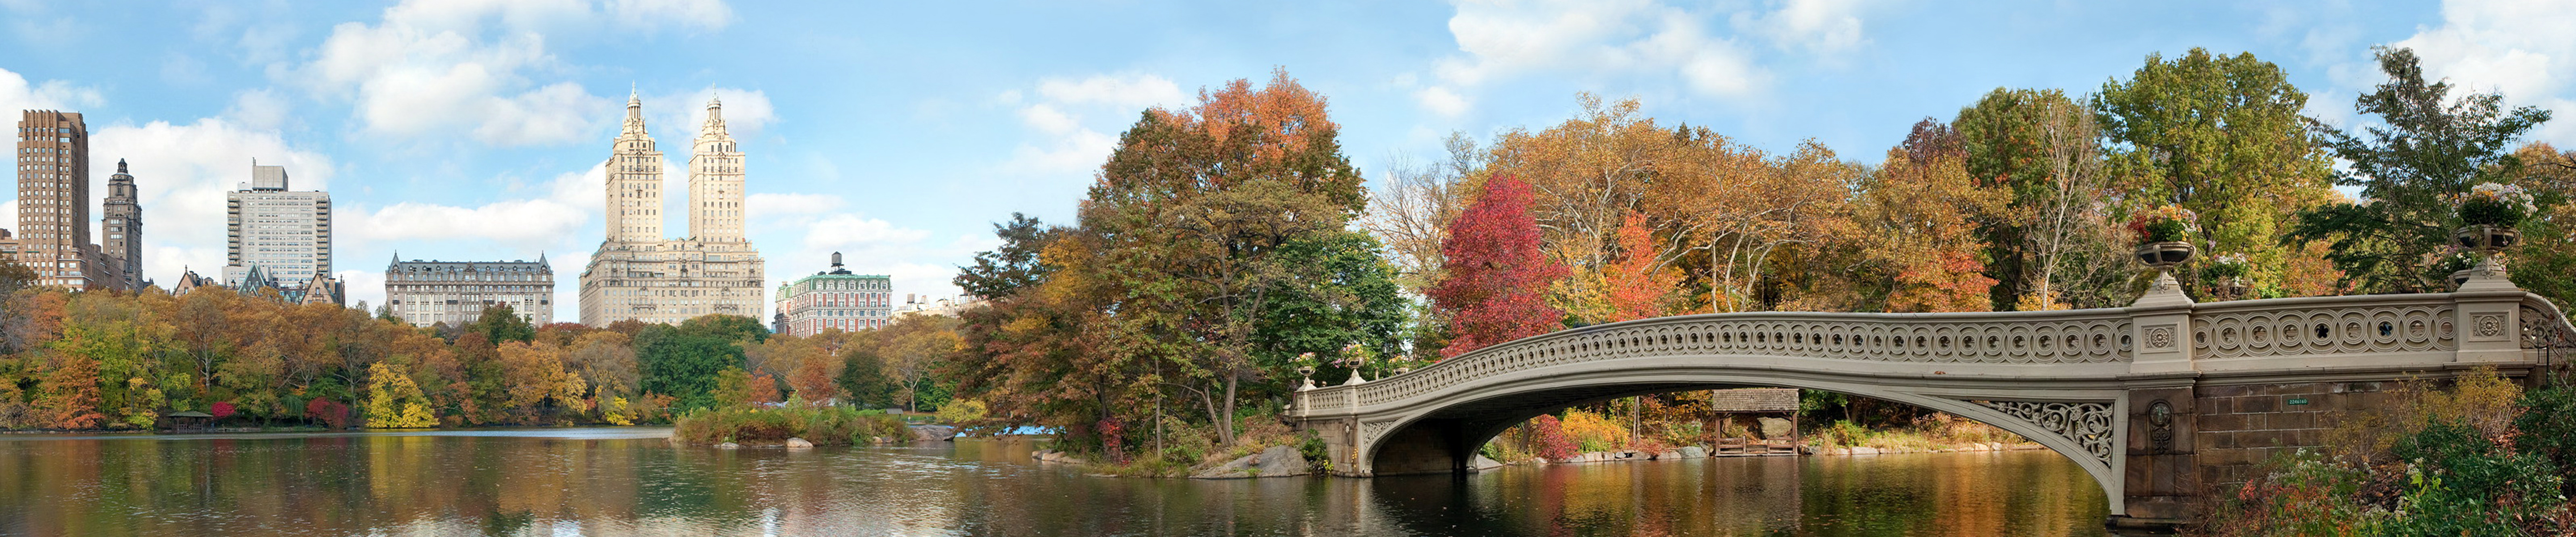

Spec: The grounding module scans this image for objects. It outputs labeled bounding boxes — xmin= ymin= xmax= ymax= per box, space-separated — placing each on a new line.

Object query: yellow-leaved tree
xmin=365 ymin=362 xmax=436 ymax=428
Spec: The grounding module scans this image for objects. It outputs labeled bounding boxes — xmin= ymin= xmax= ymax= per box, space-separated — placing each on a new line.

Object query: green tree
xmin=837 ymin=344 xmax=898 ymax=409
xmin=469 ymin=304 xmax=536 ymax=344
xmin=2095 ymin=48 xmax=2340 ymax=298
xmin=954 ymin=213 xmax=1063 ymax=299
xmin=2287 ymin=47 xmax=2554 ymax=294
xmin=1955 ymin=89 xmax=2128 ymax=309
xmin=637 ymin=326 xmax=745 ymax=413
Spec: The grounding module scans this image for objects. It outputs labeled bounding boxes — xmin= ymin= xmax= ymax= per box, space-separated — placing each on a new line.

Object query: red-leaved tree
xmin=1429 ymin=175 xmax=1569 ymax=358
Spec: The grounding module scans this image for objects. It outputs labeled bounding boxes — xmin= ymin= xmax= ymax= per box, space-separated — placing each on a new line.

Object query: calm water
xmin=0 ymin=428 xmax=2113 ymax=536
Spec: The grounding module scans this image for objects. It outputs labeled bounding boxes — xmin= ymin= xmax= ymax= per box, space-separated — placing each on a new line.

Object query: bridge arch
xmin=1290 ymin=281 xmax=2576 ymax=527
xmin=1343 ymin=367 xmax=2127 ymax=514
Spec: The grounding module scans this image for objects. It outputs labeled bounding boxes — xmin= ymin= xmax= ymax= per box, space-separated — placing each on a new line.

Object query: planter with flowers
xmin=2456 ymin=183 xmax=2532 ymax=254
xmin=2129 ymin=205 xmax=2199 ymax=268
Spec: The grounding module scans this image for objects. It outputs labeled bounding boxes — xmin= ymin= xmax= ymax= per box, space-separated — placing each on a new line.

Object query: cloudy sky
xmin=1 ymin=0 xmax=2571 ymax=322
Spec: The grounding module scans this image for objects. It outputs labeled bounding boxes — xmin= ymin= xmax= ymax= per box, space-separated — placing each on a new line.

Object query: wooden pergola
xmin=161 ymin=410 xmax=215 ymax=434
xmin=1706 ymin=388 xmax=1800 ymax=456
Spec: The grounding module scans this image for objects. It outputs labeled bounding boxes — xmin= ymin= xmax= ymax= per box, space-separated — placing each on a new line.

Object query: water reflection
xmin=0 ymin=429 xmax=2110 ymax=536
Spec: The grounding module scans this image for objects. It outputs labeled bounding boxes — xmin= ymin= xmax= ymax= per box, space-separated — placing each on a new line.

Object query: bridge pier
xmin=2116 ymin=385 xmax=2196 ymax=527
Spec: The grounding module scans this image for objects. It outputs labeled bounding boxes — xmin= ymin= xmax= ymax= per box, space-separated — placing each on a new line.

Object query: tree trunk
xmin=1216 ymin=375 xmax=1239 ymax=446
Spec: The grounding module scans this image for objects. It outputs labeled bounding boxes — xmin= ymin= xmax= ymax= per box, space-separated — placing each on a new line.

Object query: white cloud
xmin=649 ymin=87 xmax=777 ymax=143
xmin=1034 ymin=73 xmax=1187 ymax=111
xmin=1416 ymin=86 xmax=1471 ymax=117
xmin=223 ymin=89 xmax=295 ymax=132
xmin=1732 ymin=0 xmax=1870 ymax=56
xmin=2382 ymin=0 xmax=2576 ymax=143
xmin=85 ymin=118 xmax=336 ymax=288
xmin=0 ymin=67 xmax=104 ymax=112
xmin=606 ymin=0 xmax=734 ymax=31
xmin=1419 ymin=0 xmax=1873 ymax=115
xmin=288 ymin=0 xmax=734 ymax=146
xmin=996 ymin=73 xmax=1191 ymax=178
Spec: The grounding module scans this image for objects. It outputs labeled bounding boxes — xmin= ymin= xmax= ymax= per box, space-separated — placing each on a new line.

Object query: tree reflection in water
xmin=0 ymin=429 xmax=2106 ymax=536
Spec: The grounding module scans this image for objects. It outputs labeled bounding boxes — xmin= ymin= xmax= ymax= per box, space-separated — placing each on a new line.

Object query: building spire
xmin=117 ymin=158 xmax=127 ymax=174
xmin=702 ymin=94 xmax=725 ymax=133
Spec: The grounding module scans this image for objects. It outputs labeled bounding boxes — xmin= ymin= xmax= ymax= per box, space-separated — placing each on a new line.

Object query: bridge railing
xmin=1293 ymin=290 xmax=2576 ymax=418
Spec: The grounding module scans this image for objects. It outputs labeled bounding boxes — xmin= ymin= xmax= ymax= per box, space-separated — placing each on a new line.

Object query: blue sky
xmin=2 ymin=0 xmax=2571 ymax=323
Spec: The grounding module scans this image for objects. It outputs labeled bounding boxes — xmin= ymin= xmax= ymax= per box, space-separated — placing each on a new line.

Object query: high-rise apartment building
xmin=12 ymin=110 xmax=129 ymax=291
xmin=224 ymin=163 xmax=334 ymax=299
xmin=579 ymin=94 xmax=767 ymax=326
xmin=772 ymin=252 xmax=891 ymax=337
xmin=385 ymin=254 xmax=555 ymax=328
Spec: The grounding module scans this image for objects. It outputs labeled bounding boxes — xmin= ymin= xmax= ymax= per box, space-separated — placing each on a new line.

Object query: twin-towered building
xmin=577 ymin=94 xmax=768 ymax=326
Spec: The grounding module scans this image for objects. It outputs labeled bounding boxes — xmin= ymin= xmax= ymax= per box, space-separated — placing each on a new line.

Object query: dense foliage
xmin=0 ymin=279 xmax=965 ymax=430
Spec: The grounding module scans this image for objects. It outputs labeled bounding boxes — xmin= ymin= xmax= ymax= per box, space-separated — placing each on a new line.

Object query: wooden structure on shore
xmin=1707 ymin=388 xmax=1800 ymax=456
xmin=159 ymin=411 xmax=214 ymax=433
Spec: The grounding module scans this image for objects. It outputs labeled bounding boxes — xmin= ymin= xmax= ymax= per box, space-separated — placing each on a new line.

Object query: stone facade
xmin=773 ymin=252 xmax=890 ymax=336
xmin=387 ymin=255 xmax=555 ymax=328
xmin=578 ymin=94 xmax=766 ymax=326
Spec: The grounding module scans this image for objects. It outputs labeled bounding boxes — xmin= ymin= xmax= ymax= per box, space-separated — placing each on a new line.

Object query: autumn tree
xmin=1602 ymin=212 xmax=1682 ymax=321
xmin=1856 ymin=120 xmax=2005 ymax=313
xmin=2288 ymin=47 xmax=2555 ymax=294
xmin=2095 ymin=48 xmax=2342 ymax=298
xmin=365 ymin=362 xmax=436 ymax=428
xmin=1429 ymin=175 xmax=1569 ymax=357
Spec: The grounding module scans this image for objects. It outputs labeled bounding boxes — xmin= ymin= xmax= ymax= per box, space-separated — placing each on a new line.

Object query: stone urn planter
xmin=2456 ymin=225 xmax=2520 ymax=253
xmin=2133 ymin=241 xmax=2195 ymax=268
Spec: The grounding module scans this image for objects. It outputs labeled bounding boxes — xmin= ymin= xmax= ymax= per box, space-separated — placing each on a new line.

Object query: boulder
xmin=1849 ymin=446 xmax=1880 ymax=455
xmin=1655 ymin=450 xmax=1682 ymax=460
xmin=784 ymin=437 xmax=814 ymax=449
xmin=1191 ymin=445 xmax=1312 ymax=479
xmin=1758 ymin=417 xmax=1795 ymax=439
xmin=1470 ymin=455 xmax=1504 ymax=471
xmin=1678 ymin=446 xmax=1708 ymax=458
xmin=715 ymin=442 xmax=740 ymax=449
xmin=911 ymin=425 xmax=958 ymax=441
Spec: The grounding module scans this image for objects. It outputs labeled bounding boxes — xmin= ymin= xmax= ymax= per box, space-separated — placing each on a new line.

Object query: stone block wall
xmin=2191 ymin=381 xmax=2395 ymax=487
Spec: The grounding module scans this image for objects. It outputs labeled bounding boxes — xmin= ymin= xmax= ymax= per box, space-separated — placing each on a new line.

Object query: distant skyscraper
xmin=102 ymin=159 xmax=143 ymax=289
xmin=579 ymin=94 xmax=767 ymax=326
xmin=11 ymin=110 xmax=126 ymax=291
xmin=773 ymin=252 xmax=890 ymax=337
xmin=224 ymin=163 xmax=335 ymax=298
xmin=385 ymin=254 xmax=555 ymax=328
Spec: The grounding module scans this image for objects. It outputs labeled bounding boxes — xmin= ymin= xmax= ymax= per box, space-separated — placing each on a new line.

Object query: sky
xmin=1 ymin=0 xmax=2572 ymax=323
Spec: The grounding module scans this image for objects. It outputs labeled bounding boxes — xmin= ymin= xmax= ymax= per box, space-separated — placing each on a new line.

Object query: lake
xmin=0 ymin=428 xmax=2115 ymax=536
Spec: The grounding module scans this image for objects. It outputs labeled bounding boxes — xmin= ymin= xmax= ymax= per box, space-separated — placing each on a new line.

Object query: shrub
xmin=1525 ymin=415 xmax=1577 ymax=460
xmin=1558 ymin=409 xmax=1630 ymax=453
xmin=670 ymin=406 xmax=910 ymax=446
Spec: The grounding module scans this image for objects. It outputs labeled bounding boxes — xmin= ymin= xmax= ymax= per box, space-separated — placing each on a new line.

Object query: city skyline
xmin=0 ymin=0 xmax=2572 ymax=323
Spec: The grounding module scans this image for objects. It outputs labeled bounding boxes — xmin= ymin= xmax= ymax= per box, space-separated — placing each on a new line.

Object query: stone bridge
xmin=1288 ymin=271 xmax=2576 ymax=527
